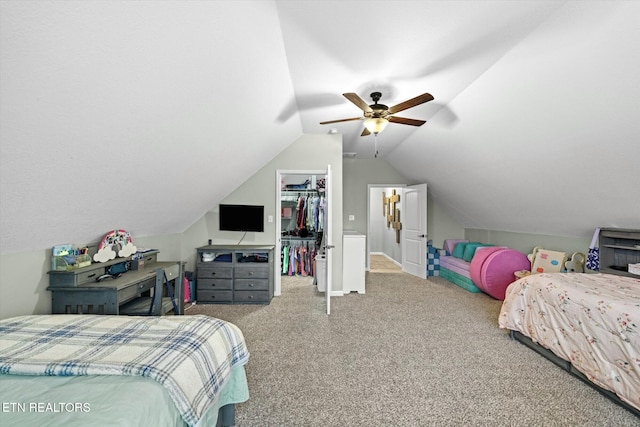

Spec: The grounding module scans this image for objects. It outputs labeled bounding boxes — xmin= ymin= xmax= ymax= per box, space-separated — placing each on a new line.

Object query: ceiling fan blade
xmin=388 ymin=93 xmax=434 ymax=114
xmin=388 ymin=116 xmax=426 ymax=126
xmin=319 ymin=117 xmax=362 ymax=125
xmin=361 ymin=127 xmax=371 ymax=137
xmin=343 ymin=93 xmax=373 ymax=113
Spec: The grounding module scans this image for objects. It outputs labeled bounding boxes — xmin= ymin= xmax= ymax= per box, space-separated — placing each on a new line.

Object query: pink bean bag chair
xmin=470 ymin=247 xmax=531 ymax=300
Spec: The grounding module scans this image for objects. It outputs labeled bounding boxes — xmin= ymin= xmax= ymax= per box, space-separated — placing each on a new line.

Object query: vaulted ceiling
xmin=1 ymin=1 xmax=638 ymax=254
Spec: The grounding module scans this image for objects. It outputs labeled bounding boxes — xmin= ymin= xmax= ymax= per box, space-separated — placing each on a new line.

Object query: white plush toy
xmin=564 ymin=252 xmax=586 ymax=273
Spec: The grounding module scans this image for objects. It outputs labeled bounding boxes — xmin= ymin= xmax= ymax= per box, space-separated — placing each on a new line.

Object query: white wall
xmin=428 ymin=195 xmax=466 ymax=250
xmin=342 ymin=157 xmax=467 ymax=266
xmin=465 ymin=228 xmax=592 ymax=256
xmin=343 ymin=158 xmax=412 ymax=234
xmin=0 ymin=250 xmax=50 ymax=319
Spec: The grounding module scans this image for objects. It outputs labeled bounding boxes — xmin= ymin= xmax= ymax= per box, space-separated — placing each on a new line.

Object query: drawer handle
xmin=87 ymin=273 xmax=96 ymax=278
xmin=249 ymin=283 xmax=255 ymax=287
xmin=248 ymin=295 xmax=253 ymax=299
xmin=248 ymin=272 xmax=254 ymax=276
xmin=210 ymin=272 xmax=216 ymax=276
xmin=210 ymin=283 xmax=217 ymax=287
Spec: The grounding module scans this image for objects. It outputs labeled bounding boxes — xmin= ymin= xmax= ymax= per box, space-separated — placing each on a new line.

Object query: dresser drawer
xmin=198 ymin=267 xmax=233 ymax=279
xmin=197 ymin=290 xmax=233 ymax=303
xmin=197 ymin=278 xmax=233 ymax=290
xmin=235 ymin=266 xmax=269 ymax=279
xmin=234 ymin=278 xmax=269 ymax=291
xmin=234 ymin=290 xmax=270 ymax=303
xmin=118 ymin=277 xmax=155 ymax=305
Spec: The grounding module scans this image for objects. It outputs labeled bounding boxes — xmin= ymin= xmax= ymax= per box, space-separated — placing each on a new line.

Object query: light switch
xmin=348 ymin=215 xmax=355 ymax=221
xmin=268 ymin=215 xmax=274 ymax=223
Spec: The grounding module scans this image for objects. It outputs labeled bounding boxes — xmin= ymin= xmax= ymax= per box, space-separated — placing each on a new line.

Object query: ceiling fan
xmin=320 ymin=91 xmax=434 ymax=136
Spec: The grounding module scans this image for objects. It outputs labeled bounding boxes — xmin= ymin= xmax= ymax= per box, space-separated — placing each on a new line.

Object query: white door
xmin=325 ymin=164 xmax=333 ymax=315
xmin=401 ymin=183 xmax=428 ymax=279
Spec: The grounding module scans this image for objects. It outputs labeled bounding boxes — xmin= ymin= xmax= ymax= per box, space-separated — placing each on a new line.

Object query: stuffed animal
xmin=564 ymin=252 xmax=586 ymax=273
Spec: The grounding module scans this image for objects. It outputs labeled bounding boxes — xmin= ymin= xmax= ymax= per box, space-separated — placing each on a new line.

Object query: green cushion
xmin=439 ymin=268 xmax=482 ymax=293
xmin=463 ymin=243 xmax=492 ymax=262
xmin=452 ymin=242 xmax=470 ymax=259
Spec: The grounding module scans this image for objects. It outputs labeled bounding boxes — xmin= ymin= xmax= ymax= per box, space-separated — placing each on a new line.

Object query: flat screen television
xmin=219 ymin=204 xmax=264 ymax=232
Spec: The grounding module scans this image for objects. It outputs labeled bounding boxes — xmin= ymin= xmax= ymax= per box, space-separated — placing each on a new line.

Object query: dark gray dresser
xmin=196 ymin=245 xmax=274 ymax=304
xmin=598 ymin=228 xmax=640 ymax=277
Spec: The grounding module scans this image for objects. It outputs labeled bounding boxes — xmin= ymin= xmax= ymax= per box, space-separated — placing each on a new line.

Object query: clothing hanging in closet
xmin=282 ymin=192 xmax=325 ymax=234
xmin=281 ymin=240 xmax=316 ymax=277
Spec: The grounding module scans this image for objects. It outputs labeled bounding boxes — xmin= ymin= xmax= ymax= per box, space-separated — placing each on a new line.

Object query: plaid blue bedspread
xmin=0 ymin=314 xmax=250 ymax=426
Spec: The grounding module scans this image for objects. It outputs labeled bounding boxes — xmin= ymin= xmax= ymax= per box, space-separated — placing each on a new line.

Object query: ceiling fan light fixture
xmin=364 ymin=117 xmax=389 ymax=134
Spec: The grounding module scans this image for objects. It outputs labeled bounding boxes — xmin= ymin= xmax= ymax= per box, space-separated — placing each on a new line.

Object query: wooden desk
xmin=48 ymin=252 xmax=183 ymax=315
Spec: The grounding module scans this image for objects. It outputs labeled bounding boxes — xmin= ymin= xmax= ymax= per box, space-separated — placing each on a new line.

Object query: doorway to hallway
xmin=369 ymin=254 xmax=402 ymax=273
xmin=367 ymin=184 xmax=405 ymax=271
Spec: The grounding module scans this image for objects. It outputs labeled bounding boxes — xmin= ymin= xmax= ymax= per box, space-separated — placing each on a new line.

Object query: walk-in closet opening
xmin=277 ymin=172 xmax=327 ymax=295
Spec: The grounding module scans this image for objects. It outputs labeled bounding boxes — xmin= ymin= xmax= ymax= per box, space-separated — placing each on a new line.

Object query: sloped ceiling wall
xmin=386 ymin=1 xmax=640 ymax=237
xmin=1 ymin=1 xmax=639 ymax=256
xmin=274 ymin=0 xmax=639 ymax=238
xmin=0 ymin=1 xmax=301 ymax=254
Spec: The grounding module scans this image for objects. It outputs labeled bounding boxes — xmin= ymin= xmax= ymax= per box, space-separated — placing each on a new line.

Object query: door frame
xmin=275 ymin=169 xmax=329 ymax=297
xmin=366 ymin=184 xmax=406 ymax=271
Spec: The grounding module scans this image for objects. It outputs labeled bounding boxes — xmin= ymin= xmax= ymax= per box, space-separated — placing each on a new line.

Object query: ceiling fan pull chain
xmin=374 ymin=134 xmax=379 ymax=158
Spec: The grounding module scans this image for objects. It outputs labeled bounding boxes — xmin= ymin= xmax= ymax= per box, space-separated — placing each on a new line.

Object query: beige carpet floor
xmin=185 ymin=255 xmax=638 ymax=426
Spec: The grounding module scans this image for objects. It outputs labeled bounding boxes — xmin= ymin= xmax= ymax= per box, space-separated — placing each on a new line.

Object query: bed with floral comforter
xmin=499 ymin=273 xmax=639 ymax=414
